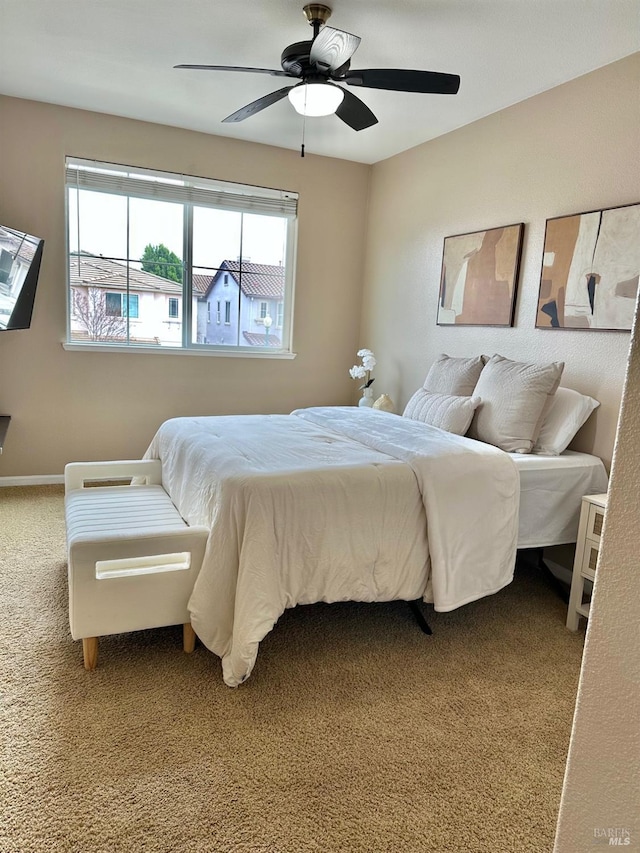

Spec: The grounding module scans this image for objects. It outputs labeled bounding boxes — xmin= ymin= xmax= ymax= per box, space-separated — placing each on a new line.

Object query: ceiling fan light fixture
xmin=288 ymin=82 xmax=344 ymax=116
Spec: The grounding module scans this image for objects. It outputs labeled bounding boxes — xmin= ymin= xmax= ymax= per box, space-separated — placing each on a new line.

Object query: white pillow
xmin=422 ymin=354 xmax=485 ymax=397
xmin=533 ymin=387 xmax=600 ymax=455
xmin=403 ymin=390 xmax=481 ymax=435
xmin=467 ymin=354 xmax=564 ymax=453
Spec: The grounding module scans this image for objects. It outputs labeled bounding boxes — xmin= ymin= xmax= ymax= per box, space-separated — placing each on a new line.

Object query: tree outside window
xmin=73 ymin=287 xmax=127 ymax=341
xmin=141 ymin=244 xmax=183 ymax=284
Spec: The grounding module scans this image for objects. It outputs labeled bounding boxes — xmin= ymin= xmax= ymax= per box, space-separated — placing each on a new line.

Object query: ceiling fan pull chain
xmin=301 ymin=102 xmax=307 ymax=157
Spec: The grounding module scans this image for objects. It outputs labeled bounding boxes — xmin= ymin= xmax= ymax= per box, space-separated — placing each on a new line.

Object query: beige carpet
xmin=0 ymin=485 xmax=586 ymax=853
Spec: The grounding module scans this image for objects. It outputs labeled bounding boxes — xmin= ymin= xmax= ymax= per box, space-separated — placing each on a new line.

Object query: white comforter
xmin=144 ymin=407 xmax=519 ymax=686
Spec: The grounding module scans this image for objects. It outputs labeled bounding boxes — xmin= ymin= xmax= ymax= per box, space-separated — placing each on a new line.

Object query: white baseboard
xmin=0 ymin=474 xmax=64 ymax=487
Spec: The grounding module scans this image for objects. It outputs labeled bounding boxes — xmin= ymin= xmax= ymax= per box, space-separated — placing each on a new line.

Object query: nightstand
xmin=566 ymin=493 xmax=607 ymax=631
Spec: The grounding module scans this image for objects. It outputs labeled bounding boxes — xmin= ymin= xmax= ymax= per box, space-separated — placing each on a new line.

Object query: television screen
xmin=0 ymin=225 xmax=44 ymax=331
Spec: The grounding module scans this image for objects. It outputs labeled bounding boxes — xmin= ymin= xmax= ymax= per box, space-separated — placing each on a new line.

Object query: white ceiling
xmin=1 ymin=0 xmax=638 ymax=165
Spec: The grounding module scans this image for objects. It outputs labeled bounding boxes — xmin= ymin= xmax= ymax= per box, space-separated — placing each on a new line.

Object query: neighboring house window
xmin=105 ymin=292 xmax=121 ymax=317
xmin=259 ymin=301 xmax=268 ymax=320
xmin=65 ymin=157 xmax=298 ymax=352
xmin=105 ymin=292 xmax=138 ymax=318
xmin=126 ymin=295 xmax=139 ymax=319
xmin=276 ymin=302 xmax=284 ymax=327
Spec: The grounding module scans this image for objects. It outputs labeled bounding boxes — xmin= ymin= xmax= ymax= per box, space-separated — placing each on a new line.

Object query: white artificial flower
xmin=362 ymin=355 xmax=376 ymax=371
xmin=350 ymin=348 xmax=377 ymax=384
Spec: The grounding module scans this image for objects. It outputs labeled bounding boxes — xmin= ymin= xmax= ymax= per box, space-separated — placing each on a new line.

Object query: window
xmin=105 ymin=292 xmax=138 ymax=319
xmin=277 ymin=301 xmax=284 ymax=328
xmin=105 ymin=292 xmax=121 ymax=317
xmin=126 ymin=295 xmax=139 ymax=319
xmin=66 ymin=158 xmax=298 ymax=353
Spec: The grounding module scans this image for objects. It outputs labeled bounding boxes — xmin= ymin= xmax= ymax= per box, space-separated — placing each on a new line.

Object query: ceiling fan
xmin=175 ymin=3 xmax=460 ymax=132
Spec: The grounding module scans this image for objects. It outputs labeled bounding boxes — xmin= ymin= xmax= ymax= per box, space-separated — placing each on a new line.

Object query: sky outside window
xmin=69 ymin=191 xmax=288 ymax=268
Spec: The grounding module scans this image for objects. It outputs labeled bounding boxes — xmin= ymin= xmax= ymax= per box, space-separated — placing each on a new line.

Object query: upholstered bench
xmin=64 ymin=459 xmax=209 ymax=670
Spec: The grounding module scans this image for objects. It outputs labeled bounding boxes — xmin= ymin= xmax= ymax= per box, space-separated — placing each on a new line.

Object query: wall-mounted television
xmin=0 ymin=225 xmax=44 ymax=331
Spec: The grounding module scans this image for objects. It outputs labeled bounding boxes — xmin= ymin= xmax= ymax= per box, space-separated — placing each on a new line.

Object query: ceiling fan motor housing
xmin=281 ymin=41 xmax=314 ymax=77
xmin=281 ymin=39 xmax=351 ymax=79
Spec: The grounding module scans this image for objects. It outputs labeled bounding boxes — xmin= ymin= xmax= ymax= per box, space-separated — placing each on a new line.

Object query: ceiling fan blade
xmin=222 ymin=86 xmax=294 ymax=123
xmin=343 ymin=69 xmax=460 ymax=95
xmin=175 ymin=64 xmax=292 ymax=78
xmin=335 ymin=88 xmax=378 ymax=131
xmin=310 ymin=26 xmax=361 ymax=73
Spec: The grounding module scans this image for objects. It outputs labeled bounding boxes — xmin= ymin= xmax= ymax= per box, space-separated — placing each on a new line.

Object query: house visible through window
xmin=65 ymin=157 xmax=298 ymax=352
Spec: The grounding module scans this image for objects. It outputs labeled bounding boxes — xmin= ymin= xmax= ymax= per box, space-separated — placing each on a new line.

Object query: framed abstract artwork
xmin=437 ymin=223 xmax=524 ymax=326
xmin=536 ymin=201 xmax=640 ymax=330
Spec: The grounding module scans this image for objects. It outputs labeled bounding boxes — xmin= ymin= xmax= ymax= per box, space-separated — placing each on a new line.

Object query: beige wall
xmin=553 ymin=290 xmax=640 ymax=851
xmin=362 ymin=53 xmax=640 ymax=469
xmin=360 ymin=53 xmax=640 ymax=845
xmin=1 ymin=55 xmax=638 ymax=478
xmin=0 ymin=97 xmax=371 ymax=477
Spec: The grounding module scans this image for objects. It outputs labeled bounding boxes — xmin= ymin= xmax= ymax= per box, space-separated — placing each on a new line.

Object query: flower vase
xmin=359 ymin=387 xmax=374 ymax=407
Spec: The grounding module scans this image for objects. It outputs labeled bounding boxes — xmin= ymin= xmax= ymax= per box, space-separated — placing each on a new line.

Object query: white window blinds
xmin=65 ymin=158 xmax=298 ymax=218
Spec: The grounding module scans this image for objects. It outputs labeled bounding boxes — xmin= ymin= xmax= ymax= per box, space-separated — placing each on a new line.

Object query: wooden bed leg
xmin=408 ymin=600 xmax=433 ymax=635
xmin=82 ymin=637 xmax=98 ymax=670
xmin=183 ymin=622 xmax=196 ymax=653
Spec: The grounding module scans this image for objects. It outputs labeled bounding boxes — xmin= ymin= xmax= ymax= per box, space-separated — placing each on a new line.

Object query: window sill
xmin=62 ymin=342 xmax=297 ymax=359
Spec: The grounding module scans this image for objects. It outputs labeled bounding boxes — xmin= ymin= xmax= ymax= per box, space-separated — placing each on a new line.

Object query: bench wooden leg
xmin=183 ymin=622 xmax=196 ymax=654
xmin=83 ymin=637 xmax=98 ymax=670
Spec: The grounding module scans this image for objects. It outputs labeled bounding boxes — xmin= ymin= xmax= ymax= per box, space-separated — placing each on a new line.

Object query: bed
xmin=513 ymin=450 xmax=608 ymax=548
xmin=143 ymin=405 xmax=608 ymax=686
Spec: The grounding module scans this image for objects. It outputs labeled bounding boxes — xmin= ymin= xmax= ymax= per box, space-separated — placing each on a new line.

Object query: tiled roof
xmin=197 ymin=260 xmax=285 ymax=300
xmin=0 ymin=226 xmax=40 ymax=265
xmin=69 ymin=253 xmax=182 ymax=294
xmin=242 ymin=331 xmax=282 ymax=347
xmin=225 ymin=260 xmax=285 ymax=298
xmin=192 ymin=273 xmax=212 ymax=295
xmin=68 ymin=255 xmax=285 ymax=300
